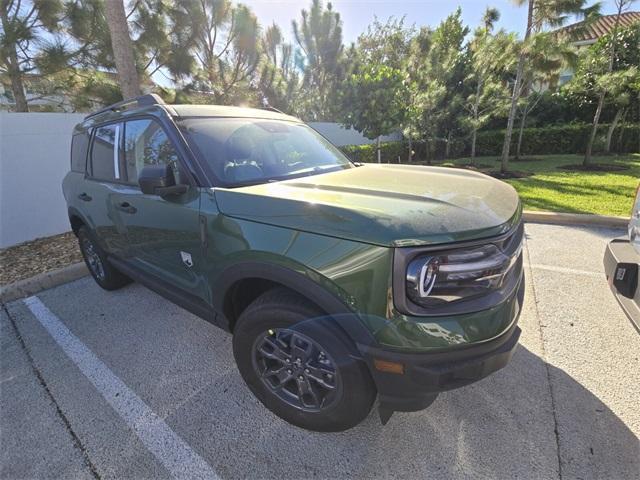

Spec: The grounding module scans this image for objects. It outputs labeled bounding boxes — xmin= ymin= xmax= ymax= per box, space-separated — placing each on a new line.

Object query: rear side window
xmin=90 ymin=123 xmax=121 ymax=181
xmin=123 ymin=119 xmax=179 ymax=184
xmin=70 ymin=132 xmax=90 ymax=173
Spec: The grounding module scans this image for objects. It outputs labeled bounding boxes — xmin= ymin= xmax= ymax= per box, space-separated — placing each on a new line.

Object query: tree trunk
xmin=584 ymin=92 xmax=605 ymax=165
xmin=584 ymin=1 xmax=624 ymax=166
xmin=500 ymin=0 xmax=534 ymax=174
xmin=515 ymin=110 xmax=528 ymax=161
xmin=445 ymin=131 xmax=452 ymax=159
xmin=0 ymin=10 xmax=28 ymax=111
xmin=470 ymin=128 xmax=477 ymax=165
xmin=376 ymin=136 xmax=381 ymax=163
xmin=104 ymin=0 xmax=140 ymax=99
xmin=408 ymin=137 xmax=413 ymax=162
xmin=615 ymin=109 xmax=628 ymax=154
xmin=605 ymin=108 xmax=623 ymax=154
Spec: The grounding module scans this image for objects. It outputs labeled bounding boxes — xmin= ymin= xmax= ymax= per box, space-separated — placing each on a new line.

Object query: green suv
xmin=63 ymin=94 xmax=525 ymax=431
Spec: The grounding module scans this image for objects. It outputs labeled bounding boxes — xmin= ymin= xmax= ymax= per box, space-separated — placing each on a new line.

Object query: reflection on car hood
xmin=214 ymin=164 xmax=522 ymax=247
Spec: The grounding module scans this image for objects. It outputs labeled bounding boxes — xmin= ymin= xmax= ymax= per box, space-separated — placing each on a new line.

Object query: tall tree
xmin=464 ymin=8 xmax=515 ymax=163
xmin=340 ymin=63 xmax=407 ymax=162
xmin=104 ymin=0 xmax=140 ymax=98
xmin=584 ymin=0 xmax=636 ymax=165
xmin=514 ymin=32 xmax=576 ymax=159
xmin=404 ymin=9 xmax=468 ymax=162
xmin=175 ymin=0 xmax=260 ymax=104
xmin=0 ymin=0 xmax=64 ymax=111
xmin=500 ymin=0 xmax=599 ymax=173
xmin=566 ymin=21 xmax=640 ymax=155
xmin=257 ymin=22 xmax=300 ymax=112
xmin=292 ymin=0 xmax=345 ymax=120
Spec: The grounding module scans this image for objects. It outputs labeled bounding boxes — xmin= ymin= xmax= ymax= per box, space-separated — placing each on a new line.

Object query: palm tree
xmin=584 ymin=0 xmax=636 ymax=166
xmin=104 ymin=0 xmax=140 ymax=99
xmin=500 ymin=0 xmax=599 ymax=173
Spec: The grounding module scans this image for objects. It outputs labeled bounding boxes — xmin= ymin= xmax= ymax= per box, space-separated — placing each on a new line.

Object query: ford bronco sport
xmin=63 ymin=94 xmax=525 ymax=432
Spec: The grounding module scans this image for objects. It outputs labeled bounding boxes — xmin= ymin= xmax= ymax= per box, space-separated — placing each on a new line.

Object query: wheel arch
xmin=215 ymin=262 xmax=377 ymax=348
xmin=68 ymin=207 xmax=89 ymax=236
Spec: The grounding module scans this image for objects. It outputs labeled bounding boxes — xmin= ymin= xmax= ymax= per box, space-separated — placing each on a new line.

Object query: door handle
xmin=78 ymin=193 xmax=92 ymax=201
xmin=116 ymin=202 xmax=137 ymax=214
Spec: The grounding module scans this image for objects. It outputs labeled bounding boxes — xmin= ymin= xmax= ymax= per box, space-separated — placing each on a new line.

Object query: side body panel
xmin=201 ymin=189 xmax=519 ymax=352
xmin=113 ymin=185 xmax=204 ymax=298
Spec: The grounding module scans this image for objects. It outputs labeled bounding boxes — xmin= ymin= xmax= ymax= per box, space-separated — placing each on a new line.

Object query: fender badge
xmin=180 ymin=251 xmax=193 ymax=268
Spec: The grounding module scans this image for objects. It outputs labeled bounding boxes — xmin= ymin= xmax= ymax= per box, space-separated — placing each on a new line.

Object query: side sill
xmin=108 ymin=257 xmax=224 ymax=330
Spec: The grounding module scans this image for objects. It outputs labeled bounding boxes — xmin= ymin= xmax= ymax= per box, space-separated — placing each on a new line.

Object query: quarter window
xmin=71 ymin=132 xmax=90 ymax=173
xmin=123 ymin=119 xmax=179 ymax=184
xmin=90 ymin=124 xmax=121 ymax=181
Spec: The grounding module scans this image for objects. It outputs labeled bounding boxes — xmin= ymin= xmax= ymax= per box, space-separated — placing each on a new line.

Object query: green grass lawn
xmin=440 ymin=153 xmax=640 ymax=217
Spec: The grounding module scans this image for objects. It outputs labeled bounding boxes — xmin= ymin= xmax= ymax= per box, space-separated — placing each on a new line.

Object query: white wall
xmin=309 ymin=122 xmax=401 ymax=146
xmin=0 ymin=113 xmax=401 ymax=248
xmin=0 ymin=113 xmax=85 ymax=248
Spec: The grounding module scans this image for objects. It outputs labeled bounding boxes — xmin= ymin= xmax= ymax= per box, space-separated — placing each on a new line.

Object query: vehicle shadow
xmin=179 ymin=343 xmax=639 ymax=479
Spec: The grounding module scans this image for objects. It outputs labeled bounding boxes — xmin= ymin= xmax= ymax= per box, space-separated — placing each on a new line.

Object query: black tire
xmin=77 ymin=226 xmax=131 ymax=291
xmin=233 ymin=287 xmax=376 ymax=432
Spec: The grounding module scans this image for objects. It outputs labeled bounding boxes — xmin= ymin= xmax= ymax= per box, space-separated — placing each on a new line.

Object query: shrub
xmin=339 ymin=124 xmax=639 ymax=162
xmin=340 ymin=142 xmax=408 ymax=163
xmin=473 ymin=123 xmax=640 ymax=156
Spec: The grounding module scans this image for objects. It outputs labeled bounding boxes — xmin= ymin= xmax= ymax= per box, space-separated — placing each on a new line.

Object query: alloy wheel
xmin=252 ymin=328 xmax=342 ymax=412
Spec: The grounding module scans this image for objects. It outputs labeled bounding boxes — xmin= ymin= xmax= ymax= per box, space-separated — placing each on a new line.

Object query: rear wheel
xmin=233 ymin=287 xmax=376 ymax=432
xmin=77 ymin=226 xmax=131 ymax=290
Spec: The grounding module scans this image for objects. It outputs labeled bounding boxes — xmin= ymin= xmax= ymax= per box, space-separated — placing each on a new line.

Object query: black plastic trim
xmin=214 ymin=261 xmax=378 ymax=348
xmin=361 ymin=276 xmax=524 ymax=412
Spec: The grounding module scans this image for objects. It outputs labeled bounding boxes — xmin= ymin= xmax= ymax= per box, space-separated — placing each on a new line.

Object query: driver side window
xmin=123 ymin=119 xmax=179 ymax=184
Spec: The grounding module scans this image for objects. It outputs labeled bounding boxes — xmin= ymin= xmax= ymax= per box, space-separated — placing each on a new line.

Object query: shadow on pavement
xmin=177 ymin=343 xmax=639 ymax=479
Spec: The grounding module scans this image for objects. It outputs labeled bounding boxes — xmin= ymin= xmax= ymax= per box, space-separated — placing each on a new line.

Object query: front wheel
xmin=233 ymin=288 xmax=376 ymax=432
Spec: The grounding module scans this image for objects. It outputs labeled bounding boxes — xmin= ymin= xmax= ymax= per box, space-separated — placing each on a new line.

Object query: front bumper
xmin=358 ymin=275 xmax=524 ymax=412
xmin=604 ymin=237 xmax=640 ymax=332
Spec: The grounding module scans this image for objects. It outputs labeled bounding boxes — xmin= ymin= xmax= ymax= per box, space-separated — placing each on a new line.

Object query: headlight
xmin=396 ymin=223 xmax=524 ymax=315
xmin=406 ymin=244 xmax=517 ymax=308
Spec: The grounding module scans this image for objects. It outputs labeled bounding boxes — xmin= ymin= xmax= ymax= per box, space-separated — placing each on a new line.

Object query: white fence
xmin=0 ymin=113 xmax=400 ymax=248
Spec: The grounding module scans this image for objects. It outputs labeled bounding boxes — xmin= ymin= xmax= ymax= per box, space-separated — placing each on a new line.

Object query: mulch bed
xmin=557 ymin=163 xmax=630 ymax=172
xmin=450 ymin=163 xmax=495 ymax=170
xmin=0 ymin=232 xmax=82 ymax=287
xmin=509 ymin=156 xmax=546 ymax=162
xmin=487 ymin=171 xmax=533 ymax=179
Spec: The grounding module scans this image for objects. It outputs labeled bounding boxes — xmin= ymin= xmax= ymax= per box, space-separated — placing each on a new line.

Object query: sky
xmin=241 ymin=0 xmax=625 ymax=44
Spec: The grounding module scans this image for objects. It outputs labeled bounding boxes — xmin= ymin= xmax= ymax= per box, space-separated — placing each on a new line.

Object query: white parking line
xmin=23 ymin=296 xmax=219 ymax=480
xmin=525 ymin=263 xmax=602 ymax=278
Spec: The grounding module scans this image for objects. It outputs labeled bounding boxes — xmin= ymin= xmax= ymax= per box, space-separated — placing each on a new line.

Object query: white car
xmin=604 ymin=183 xmax=640 ymax=332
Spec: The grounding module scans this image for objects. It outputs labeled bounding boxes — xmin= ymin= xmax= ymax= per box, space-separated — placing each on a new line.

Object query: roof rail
xmin=84 ymin=93 xmax=165 ymax=120
xmin=261 ymin=105 xmax=286 ymax=114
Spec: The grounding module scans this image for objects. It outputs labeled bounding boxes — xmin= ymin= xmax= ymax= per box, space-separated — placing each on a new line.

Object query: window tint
xmin=90 ymin=124 xmax=120 ymax=180
xmin=124 ymin=119 xmax=179 ymax=184
xmin=71 ymin=132 xmax=90 ymax=173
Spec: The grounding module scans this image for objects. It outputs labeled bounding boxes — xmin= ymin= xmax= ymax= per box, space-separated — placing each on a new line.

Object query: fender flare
xmin=214 ymin=261 xmax=378 ymax=348
xmin=67 ymin=206 xmax=91 ymax=234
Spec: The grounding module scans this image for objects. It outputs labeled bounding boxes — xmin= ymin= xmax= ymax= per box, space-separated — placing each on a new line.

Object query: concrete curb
xmin=522 ymin=210 xmax=628 ymax=228
xmin=0 ymin=262 xmax=88 ymax=304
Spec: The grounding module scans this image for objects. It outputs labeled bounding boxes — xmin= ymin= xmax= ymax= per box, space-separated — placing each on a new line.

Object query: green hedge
xmin=340 ymin=142 xmax=408 ymax=163
xmin=474 ymin=123 xmax=640 ymax=156
xmin=340 ymin=124 xmax=639 ymax=162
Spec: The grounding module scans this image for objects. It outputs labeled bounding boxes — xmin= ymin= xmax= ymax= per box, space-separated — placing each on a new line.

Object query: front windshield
xmin=179 ymin=117 xmax=354 ymax=187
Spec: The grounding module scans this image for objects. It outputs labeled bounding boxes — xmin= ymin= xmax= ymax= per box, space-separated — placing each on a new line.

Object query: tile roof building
xmin=560 ymin=11 xmax=640 ymax=46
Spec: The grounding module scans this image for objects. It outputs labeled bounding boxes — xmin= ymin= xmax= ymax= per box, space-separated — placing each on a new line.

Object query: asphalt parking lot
xmin=2 ymin=223 xmax=639 ymax=479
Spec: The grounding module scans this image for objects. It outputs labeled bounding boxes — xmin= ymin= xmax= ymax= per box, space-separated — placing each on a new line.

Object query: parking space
xmin=2 ymin=223 xmax=638 ymax=479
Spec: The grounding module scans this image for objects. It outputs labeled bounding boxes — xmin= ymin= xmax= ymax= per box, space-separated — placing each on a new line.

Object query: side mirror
xmin=138 ymin=164 xmax=187 ymax=196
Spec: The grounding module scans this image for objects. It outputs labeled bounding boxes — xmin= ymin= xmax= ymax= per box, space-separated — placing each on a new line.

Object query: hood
xmin=214 ymin=164 xmax=521 ymax=247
